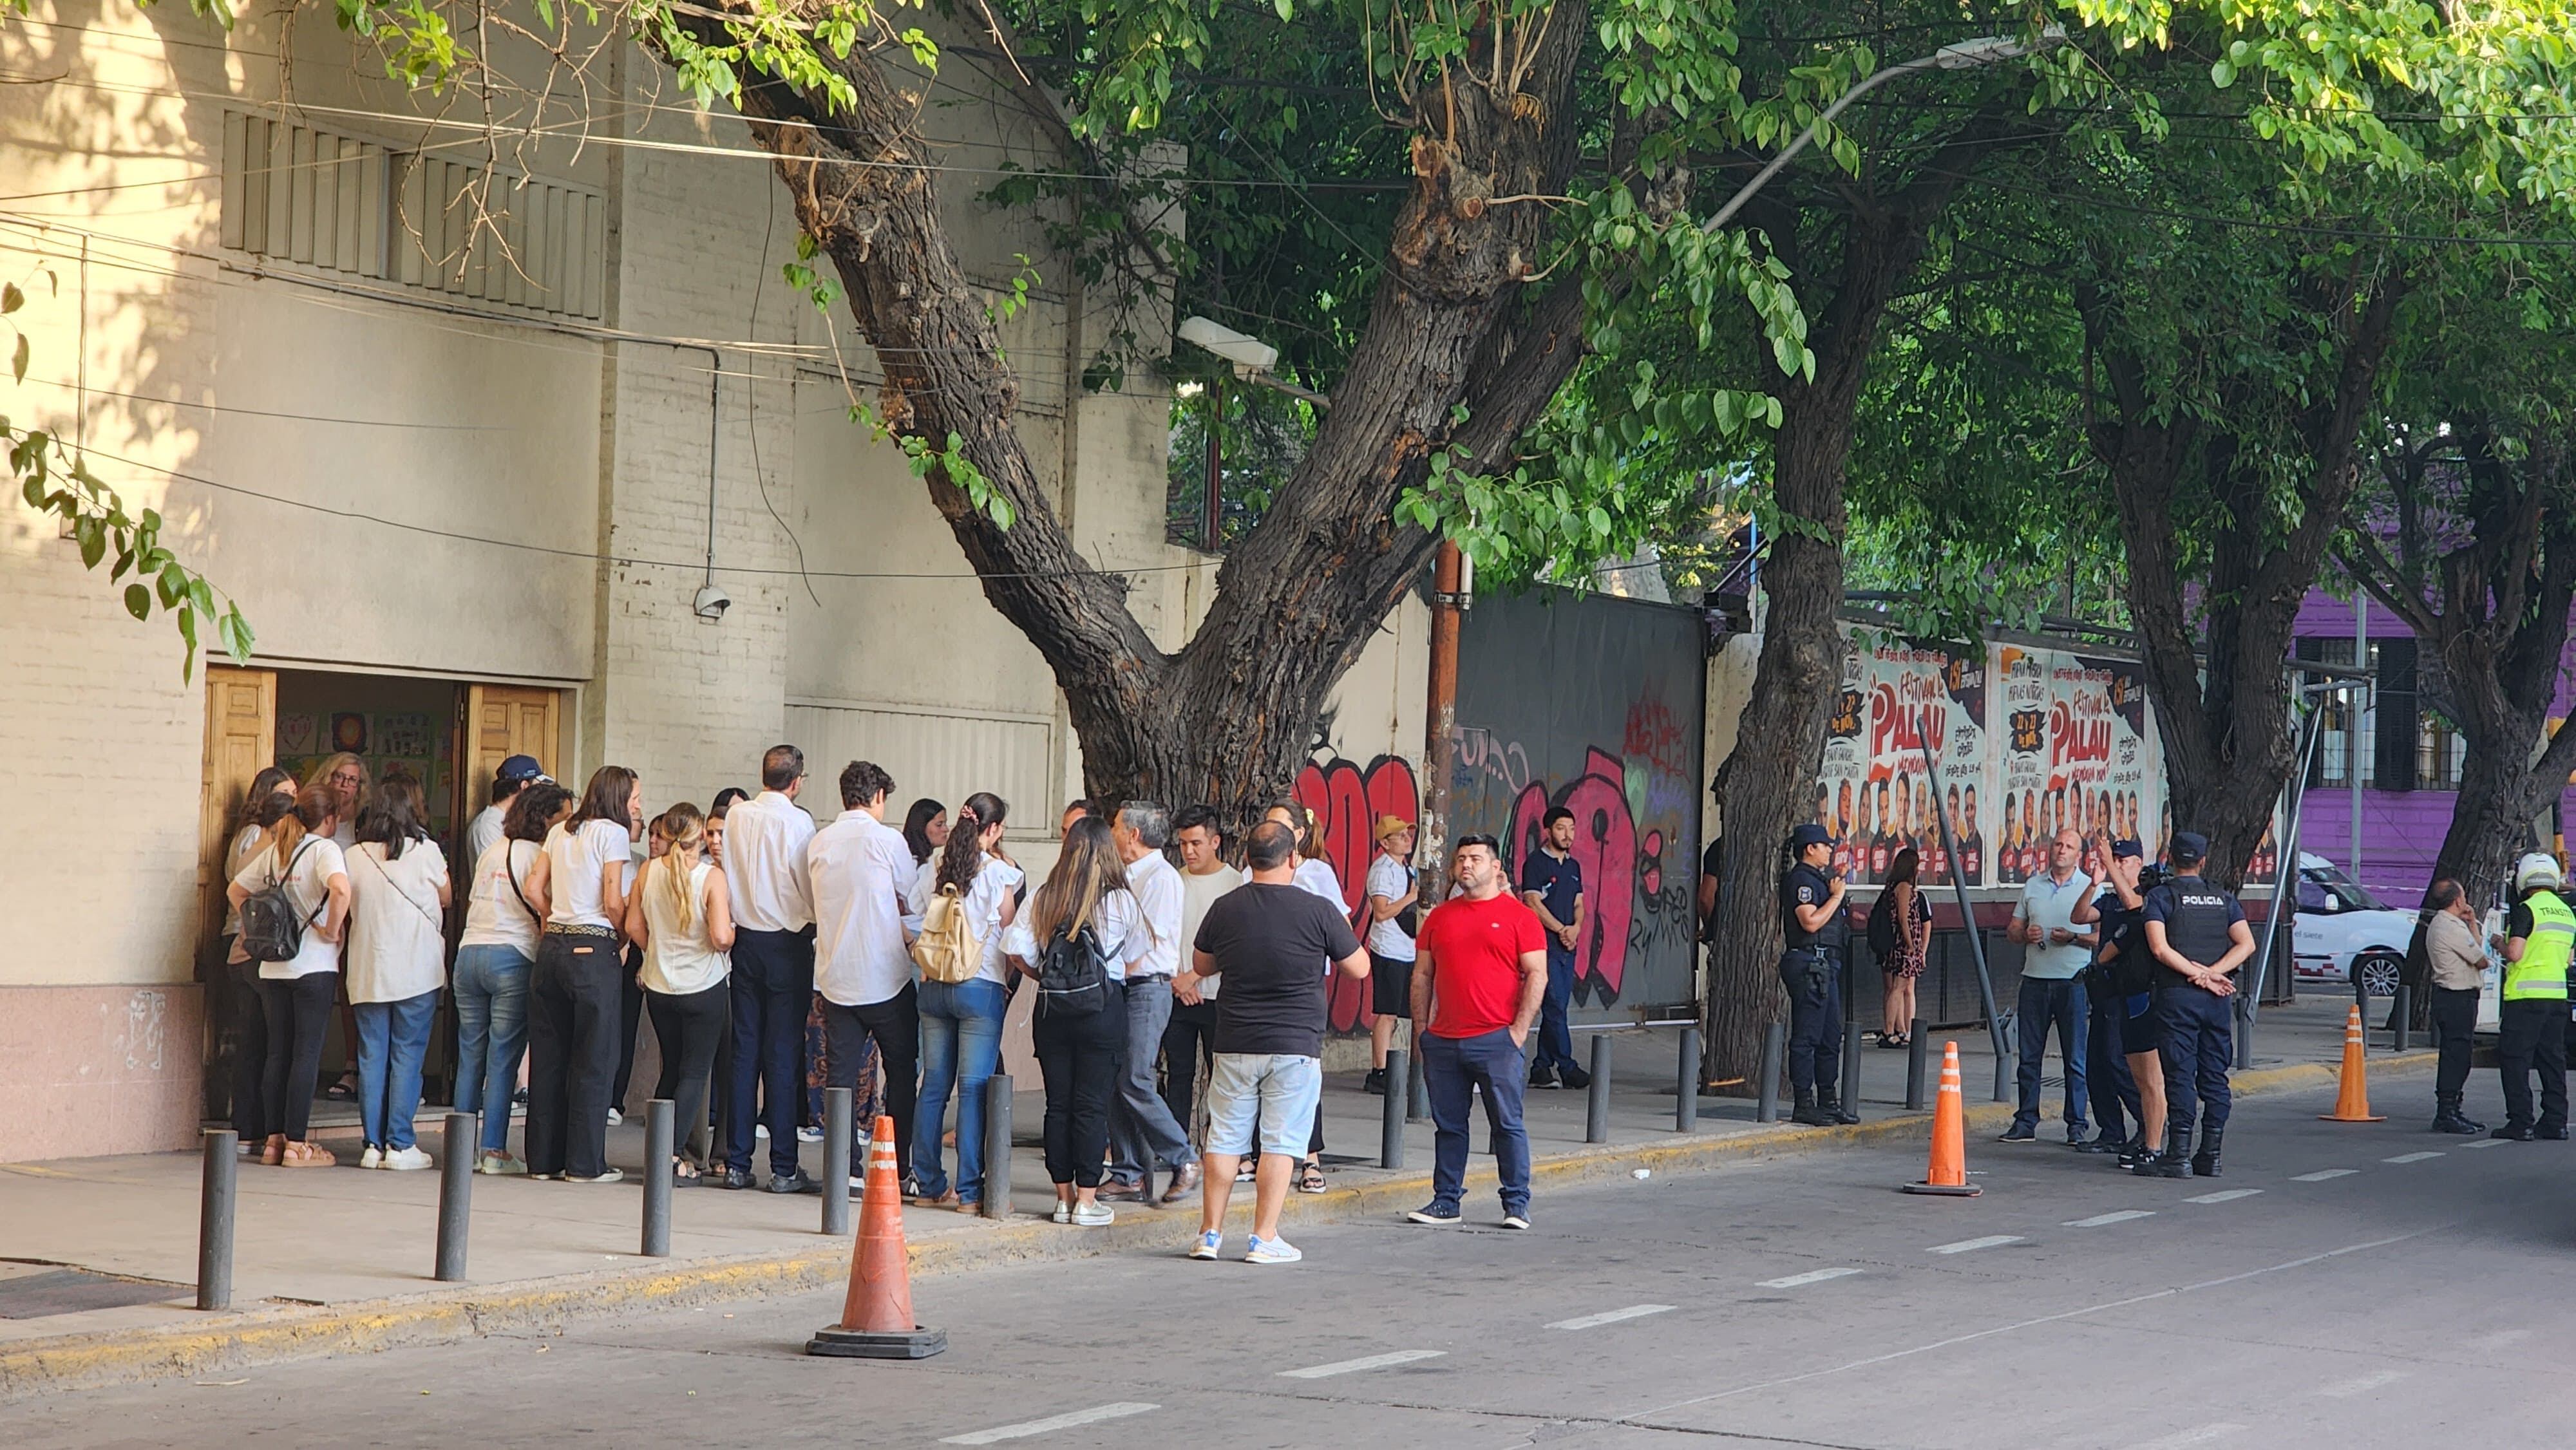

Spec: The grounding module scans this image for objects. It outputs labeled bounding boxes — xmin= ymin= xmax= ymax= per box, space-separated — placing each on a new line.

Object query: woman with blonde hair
xmin=625 ymin=802 xmax=735 ymax=1183
xmin=1004 ymin=814 xmax=1149 ymax=1226
xmin=225 ymin=782 xmax=352 ymax=1167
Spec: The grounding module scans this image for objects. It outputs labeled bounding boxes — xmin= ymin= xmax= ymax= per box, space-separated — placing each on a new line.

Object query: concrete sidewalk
xmin=0 ymin=996 xmax=2421 ymax=1396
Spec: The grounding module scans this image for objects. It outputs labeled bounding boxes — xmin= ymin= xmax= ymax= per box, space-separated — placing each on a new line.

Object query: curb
xmin=0 ymin=1048 xmax=2436 ymax=1398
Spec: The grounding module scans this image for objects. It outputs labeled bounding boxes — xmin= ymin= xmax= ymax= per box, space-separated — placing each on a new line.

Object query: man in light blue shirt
xmin=2001 ymin=828 xmax=2092 ymax=1144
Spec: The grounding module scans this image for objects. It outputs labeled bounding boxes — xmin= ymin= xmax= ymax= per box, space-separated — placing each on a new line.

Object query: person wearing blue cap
xmin=1778 ymin=823 xmax=1851 ymax=1125
xmin=2069 ymin=832 xmax=2148 ymax=1156
xmin=466 ymin=754 xmax=549 ymax=871
xmin=2138 ymin=831 xmax=2253 ymax=1178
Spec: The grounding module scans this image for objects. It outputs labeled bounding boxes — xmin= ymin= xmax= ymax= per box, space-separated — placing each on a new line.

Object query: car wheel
xmin=2353 ymin=951 xmax=2404 ymax=999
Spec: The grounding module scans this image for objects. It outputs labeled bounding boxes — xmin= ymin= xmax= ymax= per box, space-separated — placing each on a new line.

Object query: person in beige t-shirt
xmin=2421 ymin=878 xmax=2488 ymax=1135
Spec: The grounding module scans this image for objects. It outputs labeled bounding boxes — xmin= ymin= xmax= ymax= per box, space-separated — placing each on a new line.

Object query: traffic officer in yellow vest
xmin=2489 ymin=852 xmax=2572 ymax=1141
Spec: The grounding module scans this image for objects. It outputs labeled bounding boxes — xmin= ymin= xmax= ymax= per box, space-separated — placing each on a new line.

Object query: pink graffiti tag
xmin=1508 ymin=747 xmax=1638 ymax=999
xmin=1293 ymin=755 xmax=1421 ymax=1032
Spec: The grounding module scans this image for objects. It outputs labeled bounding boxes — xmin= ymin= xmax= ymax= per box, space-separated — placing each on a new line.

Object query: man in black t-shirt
xmin=1175 ymin=820 xmax=1367 ymax=1266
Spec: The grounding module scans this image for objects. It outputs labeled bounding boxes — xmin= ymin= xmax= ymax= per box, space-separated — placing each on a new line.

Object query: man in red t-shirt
xmin=1406 ymin=833 xmax=1548 ymax=1228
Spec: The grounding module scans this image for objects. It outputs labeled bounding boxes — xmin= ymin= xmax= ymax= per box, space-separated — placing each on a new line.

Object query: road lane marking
xmin=942 ymin=1404 xmax=1159 ymax=1444
xmin=1756 ymin=1267 xmax=1864 ymax=1288
xmin=2291 ymin=1169 xmax=2358 ymax=1182
xmin=1278 ymin=1350 xmax=1445 ymax=1379
xmin=2460 ymin=1138 xmax=2508 ymax=1149
xmin=1549 ymin=1304 xmax=1675 ymax=1330
xmin=2186 ymin=1189 xmax=2262 ymax=1204
xmin=2382 ymin=1151 xmax=2444 ymax=1163
xmin=2317 ymin=1369 xmax=2410 ymax=1398
xmin=2124 ymin=1424 xmax=2244 ymax=1450
xmin=1927 ymin=1235 xmax=2025 ymax=1255
xmin=2065 ymin=1210 xmax=2155 ymax=1227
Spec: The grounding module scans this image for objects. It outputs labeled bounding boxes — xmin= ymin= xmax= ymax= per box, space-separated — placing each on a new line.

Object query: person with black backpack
xmin=1003 ymin=814 xmax=1151 ymax=1227
xmin=225 ymin=782 xmax=352 ymax=1169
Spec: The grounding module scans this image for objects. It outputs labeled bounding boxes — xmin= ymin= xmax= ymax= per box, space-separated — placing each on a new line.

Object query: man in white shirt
xmin=464 ymin=755 xmax=544 ymax=870
xmin=1161 ymin=806 xmax=1244 ymax=1162
xmin=1363 ymin=816 xmax=1421 ymax=1095
xmin=1103 ymin=800 xmax=1198 ymax=1204
xmin=2002 ymin=827 xmax=2094 ymax=1145
xmin=807 ymin=760 xmax=922 ymax=1195
xmin=720 ymin=746 xmax=820 ymax=1192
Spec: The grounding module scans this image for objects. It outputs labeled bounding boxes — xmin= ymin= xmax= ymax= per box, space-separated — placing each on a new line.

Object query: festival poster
xmin=2075 ymin=654 xmax=2159 ymax=867
xmin=1815 ymin=630 xmax=1987 ymax=890
xmin=1993 ymin=644 xmax=2051 ymax=885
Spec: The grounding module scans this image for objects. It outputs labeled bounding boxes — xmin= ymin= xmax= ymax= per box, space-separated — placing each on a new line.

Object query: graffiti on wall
xmin=1484 ymin=739 xmax=1698 ymax=1009
xmin=1291 ymin=752 xmax=1421 ymax=1032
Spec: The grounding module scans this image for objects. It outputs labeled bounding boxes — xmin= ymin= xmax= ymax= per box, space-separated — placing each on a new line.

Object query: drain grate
xmin=0 ymin=1263 xmax=185 ymax=1319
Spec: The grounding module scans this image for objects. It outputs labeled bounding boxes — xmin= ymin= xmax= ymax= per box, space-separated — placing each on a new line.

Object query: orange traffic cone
xmin=1901 ymin=1041 xmax=1981 ymax=1197
xmin=2319 ymin=1004 xmax=2385 ymax=1123
xmin=806 ymin=1114 xmax=946 ymax=1359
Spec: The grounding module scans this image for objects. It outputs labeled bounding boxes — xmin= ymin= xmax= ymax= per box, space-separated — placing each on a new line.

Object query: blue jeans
xmin=2012 ymin=975 xmax=2090 ymax=1135
xmin=1535 ymin=949 xmax=1578 ymax=1075
xmin=355 ymin=990 xmax=440 ymax=1151
xmin=2083 ymin=983 xmax=2141 ymax=1142
xmin=1422 ymin=1029 xmax=1531 ymax=1214
xmin=452 ymin=944 xmax=532 ymax=1154
xmin=727 ymin=927 xmax=814 ymax=1178
xmin=914 ymin=977 xmax=1008 ymax=1202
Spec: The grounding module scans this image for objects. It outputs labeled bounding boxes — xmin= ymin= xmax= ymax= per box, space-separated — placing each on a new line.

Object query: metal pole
xmin=1994 ymin=1046 xmax=2012 ymax=1106
xmin=642 ymin=1099 xmax=674 ymax=1257
xmin=1201 ymin=375 xmax=1224 ymax=552
xmin=981 ymin=1073 xmax=1014 ymax=1220
xmin=1406 ymin=1035 xmax=1429 ymax=1123
xmin=1915 ymin=706 xmax=2009 ymax=1071
xmin=822 ymin=1086 xmax=853 ymax=1236
xmin=435 ymin=1112 xmax=473 ymax=1281
xmin=2392 ymin=984 xmax=2411 ymax=1053
xmin=197 ymin=1129 xmax=235 ymax=1311
xmin=2352 ymin=593 xmax=2366 ymax=883
xmin=1676 ymin=1026 xmax=1700 ymax=1132
xmin=2241 ymin=694 xmax=2329 ymax=1068
xmin=1756 ymin=1022 xmax=1785 ymax=1123
xmin=1839 ymin=951 xmax=1863 ymax=1114
xmin=1379 ymin=1048 xmax=1408 ymax=1168
xmin=1906 ymin=1019 xmax=1930 ymax=1110
xmin=1585 ymin=1035 xmax=1613 ymax=1144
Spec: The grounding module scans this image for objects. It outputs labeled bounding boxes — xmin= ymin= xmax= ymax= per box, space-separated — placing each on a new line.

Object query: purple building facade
xmin=2289 ymin=589 xmax=2576 ymax=905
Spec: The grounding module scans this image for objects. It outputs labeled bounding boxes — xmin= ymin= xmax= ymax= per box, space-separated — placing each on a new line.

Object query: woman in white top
xmin=1266 ymin=801 xmax=1343 ymax=1192
xmin=1003 ymin=814 xmax=1148 ymax=1226
xmin=454 ymin=780 xmax=571 ymax=1174
xmin=624 ymin=802 xmax=735 ymax=1184
xmin=224 ymin=782 xmax=350 ymax=1169
xmin=344 ymin=772 xmax=453 ymax=1169
xmin=522 ymin=765 xmax=641 ymax=1183
xmin=220 ymin=767 xmax=298 ymax=1146
xmin=907 ymin=793 xmax=1023 ymax=1210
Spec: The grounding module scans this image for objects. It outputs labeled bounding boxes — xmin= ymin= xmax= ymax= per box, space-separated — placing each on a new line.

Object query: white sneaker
xmin=1243 ymin=1235 xmax=1302 ymax=1265
xmin=1071 ymin=1201 xmax=1115 ymax=1227
xmin=1051 ymin=1204 xmax=1073 ymax=1224
xmin=1188 ymin=1230 xmax=1222 ymax=1261
xmin=1500 ymin=1212 xmax=1531 ymax=1230
xmin=359 ymin=1145 xmax=384 ymax=1170
xmin=755 ymin=1124 xmax=770 ymax=1139
xmin=605 ymin=1107 xmax=624 ymax=1127
xmin=798 ymin=1126 xmax=824 ymax=1143
xmin=848 ymin=1175 xmax=867 ymax=1193
xmin=384 ymin=1146 xmax=434 ymax=1172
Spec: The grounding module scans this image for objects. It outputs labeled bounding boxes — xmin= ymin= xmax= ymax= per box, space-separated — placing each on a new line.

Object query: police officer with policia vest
xmin=2136 ymin=832 xmax=2253 ymax=1179
xmin=2487 ymin=853 xmax=2572 ymax=1141
xmin=1780 ymin=824 xmax=1857 ymax=1126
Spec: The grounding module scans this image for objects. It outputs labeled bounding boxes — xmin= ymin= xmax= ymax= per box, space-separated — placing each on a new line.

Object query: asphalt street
xmin=21 ymin=1064 xmax=2573 ymax=1449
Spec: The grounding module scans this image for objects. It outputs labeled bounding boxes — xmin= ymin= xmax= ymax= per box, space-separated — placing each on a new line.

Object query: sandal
xmin=325 ymin=1075 xmax=357 ymax=1102
xmin=261 ymin=1133 xmax=287 ymax=1165
xmin=672 ymin=1160 xmax=701 ymax=1187
xmin=281 ymin=1140 xmax=336 ymax=1168
xmin=1296 ymin=1163 xmax=1328 ymax=1194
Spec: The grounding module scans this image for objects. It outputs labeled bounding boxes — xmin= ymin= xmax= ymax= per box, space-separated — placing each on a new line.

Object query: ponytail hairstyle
xmin=357 ymin=769 xmax=431 ymax=861
xmin=268 ymin=782 xmax=337 ymax=864
xmin=937 ymin=792 xmax=1009 ymax=894
xmin=655 ymin=802 xmax=708 ymax=935
xmin=1262 ymin=801 xmax=1329 ymax=863
xmin=233 ymin=766 xmax=298 ymax=839
xmin=571 ymin=765 xmax=639 ymax=833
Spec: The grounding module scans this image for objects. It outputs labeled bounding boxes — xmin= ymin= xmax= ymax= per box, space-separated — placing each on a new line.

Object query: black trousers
xmin=1160 ymin=998 xmax=1218 ymax=1136
xmin=257 ymin=971 xmax=338 ymax=1142
xmin=2497 ymin=998 xmax=2569 ymax=1131
xmin=1779 ymin=949 xmax=1841 ymax=1094
xmin=226 ymin=954 xmax=268 ymax=1140
xmin=2430 ymin=985 xmax=2479 ymax=1101
xmin=823 ymin=984 xmax=922 ymax=1180
xmin=647 ymin=984 xmax=730 ymax=1169
xmin=1032 ymin=981 xmax=1125 ymax=1188
xmin=610 ymin=946 xmax=647 ymax=1111
xmin=726 ymin=927 xmax=813 ymax=1178
xmin=527 ymin=931 xmax=623 ymax=1178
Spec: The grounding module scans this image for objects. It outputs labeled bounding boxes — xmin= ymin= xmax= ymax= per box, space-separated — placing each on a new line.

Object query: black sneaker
xmin=714 ymin=1167 xmax=755 ymax=1190
xmin=1996 ymin=1124 xmax=2038 ymax=1144
xmin=1363 ymin=1069 xmax=1389 ymax=1095
xmin=1528 ymin=1066 xmax=1560 ymax=1090
xmin=2541 ymin=1124 xmax=2570 ymax=1140
xmin=1559 ymin=1064 xmax=1593 ymax=1091
xmin=1405 ymin=1200 xmax=1463 ymax=1225
xmin=2072 ymin=1133 xmax=2123 ymax=1154
xmin=2494 ymin=1122 xmax=2535 ymax=1141
xmin=767 ymin=1168 xmax=819 ymax=1194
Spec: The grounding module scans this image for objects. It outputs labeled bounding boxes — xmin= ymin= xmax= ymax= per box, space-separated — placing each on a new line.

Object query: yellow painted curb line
xmin=1 ymin=1048 xmax=2436 ymax=1399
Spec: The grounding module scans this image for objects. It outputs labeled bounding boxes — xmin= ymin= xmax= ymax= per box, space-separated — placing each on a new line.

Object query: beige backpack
xmin=911 ymin=882 xmax=983 ymax=984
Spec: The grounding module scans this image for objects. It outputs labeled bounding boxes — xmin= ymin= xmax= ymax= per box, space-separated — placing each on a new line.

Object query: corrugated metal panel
xmin=783 ymin=703 xmax=1054 ymax=832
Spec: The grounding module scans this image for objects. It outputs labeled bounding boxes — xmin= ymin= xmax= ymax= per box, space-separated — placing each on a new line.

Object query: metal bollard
xmin=1379 ymin=1048 xmax=1408 ymax=1169
xmin=1585 ymin=1035 xmax=1613 ymax=1144
xmin=639 ymin=1099 xmax=674 ymax=1257
xmin=981 ymin=1073 xmax=1014 ymax=1220
xmin=1406 ymin=1042 xmax=1430 ymax=1124
xmin=436 ymin=1112 xmax=474 ymax=1281
xmin=1756 ymin=1021 xmax=1786 ymax=1123
xmin=1993 ymin=1046 xmax=2012 ymax=1105
xmin=197 ymin=1129 xmax=236 ymax=1311
xmin=822 ymin=1086 xmax=853 ymax=1236
xmin=1906 ymin=1020 xmax=1930 ymax=1111
xmin=1676 ymin=1026 xmax=1700 ymax=1133
xmin=1842 ymin=1012 xmax=1864 ymax=1115
xmin=2392 ymin=984 xmax=2411 ymax=1053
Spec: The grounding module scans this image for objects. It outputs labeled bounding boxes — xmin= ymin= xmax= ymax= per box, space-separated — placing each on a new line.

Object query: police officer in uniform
xmin=2068 ymin=834 xmax=2146 ymax=1155
xmin=1779 ymin=824 xmax=1855 ymax=1125
xmin=2137 ymin=831 xmax=2253 ymax=1179
xmin=2488 ymin=852 xmax=2571 ymax=1140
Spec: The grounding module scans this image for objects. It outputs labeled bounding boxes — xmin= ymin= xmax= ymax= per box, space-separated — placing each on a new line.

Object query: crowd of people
xmin=211 ymin=742 xmax=1558 ymax=1261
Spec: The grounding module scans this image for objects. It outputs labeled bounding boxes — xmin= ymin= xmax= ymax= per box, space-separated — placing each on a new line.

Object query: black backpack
xmin=1035 ymin=923 xmax=1111 ymax=1018
xmin=240 ymin=839 xmax=324 ymax=963
xmin=1866 ymin=889 xmax=1899 ymax=956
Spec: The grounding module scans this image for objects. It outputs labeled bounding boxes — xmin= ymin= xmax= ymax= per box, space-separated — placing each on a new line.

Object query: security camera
xmin=692 ymin=583 xmax=732 ymax=622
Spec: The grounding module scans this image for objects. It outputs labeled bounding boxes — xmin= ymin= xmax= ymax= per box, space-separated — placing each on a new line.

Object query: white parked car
xmin=2288 ymin=852 xmax=2418 ymax=999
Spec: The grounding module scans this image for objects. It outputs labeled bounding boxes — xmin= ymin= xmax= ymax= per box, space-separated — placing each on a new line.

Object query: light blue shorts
xmin=1205 ymin=1052 xmax=1323 ymax=1158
